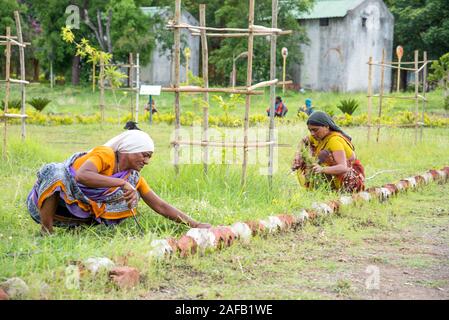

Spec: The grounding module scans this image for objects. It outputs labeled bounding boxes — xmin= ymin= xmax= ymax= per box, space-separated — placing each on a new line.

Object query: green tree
xmin=385 ymin=0 xmax=449 ymax=61
xmin=429 ymin=52 xmax=449 ymax=110
xmin=22 ymin=0 xmax=157 ymax=85
xmin=0 ymin=0 xmax=27 ymax=76
xmin=177 ymin=0 xmax=313 ymax=84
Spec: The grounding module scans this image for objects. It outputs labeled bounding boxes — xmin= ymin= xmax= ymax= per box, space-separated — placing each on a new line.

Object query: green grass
xmin=0 ymin=86 xmax=448 ymax=299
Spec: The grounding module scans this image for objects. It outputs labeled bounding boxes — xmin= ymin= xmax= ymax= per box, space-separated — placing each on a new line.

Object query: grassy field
xmin=1 ymin=83 xmax=448 ymax=119
xmin=0 ymin=117 xmax=448 ymax=299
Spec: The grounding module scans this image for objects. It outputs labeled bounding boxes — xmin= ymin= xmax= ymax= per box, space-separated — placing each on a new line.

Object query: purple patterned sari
xmin=27 ymin=151 xmax=141 ymax=227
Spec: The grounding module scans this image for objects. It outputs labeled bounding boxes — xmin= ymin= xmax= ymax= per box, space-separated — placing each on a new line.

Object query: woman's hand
xmin=192 ymin=222 xmax=212 ymax=229
xmin=291 ymin=154 xmax=303 ymax=171
xmin=122 ymin=181 xmax=138 ymax=208
xmin=312 ymin=164 xmax=325 ymax=174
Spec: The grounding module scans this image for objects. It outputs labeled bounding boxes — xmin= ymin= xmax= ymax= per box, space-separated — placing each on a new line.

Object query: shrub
xmin=336 ymin=98 xmax=359 ymax=115
xmin=1 ymin=99 xmax=22 ymax=110
xmin=322 ymin=104 xmax=337 ymax=117
xmin=28 ymin=97 xmax=52 ymax=112
xmin=444 ymin=96 xmax=449 ymax=113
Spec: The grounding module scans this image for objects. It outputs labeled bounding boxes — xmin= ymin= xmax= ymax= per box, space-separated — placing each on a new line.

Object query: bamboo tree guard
xmin=241 ymin=0 xmax=255 ymax=187
xmin=396 ymin=45 xmax=403 ymax=93
xmin=97 ymin=53 xmax=140 ymax=125
xmin=173 ymin=0 xmax=182 ymax=175
xmin=1 ymin=12 xmax=29 ymax=160
xmin=367 ymin=49 xmax=433 ymax=144
xmin=421 ymin=51 xmax=427 ymax=141
xmin=167 ymin=0 xmax=290 ymax=186
xmin=281 ymin=47 xmax=288 ymax=94
xmin=414 ymin=50 xmax=419 ymax=144
xmin=268 ymin=0 xmax=278 ymax=188
xmin=376 ymin=49 xmax=385 ymax=143
xmin=135 ymin=53 xmax=140 ymax=122
xmin=199 ymin=4 xmax=209 ymax=175
xmin=129 ymin=52 xmax=134 ymax=114
xmin=184 ymin=47 xmax=191 ymax=83
xmin=367 ymin=56 xmax=373 ymax=142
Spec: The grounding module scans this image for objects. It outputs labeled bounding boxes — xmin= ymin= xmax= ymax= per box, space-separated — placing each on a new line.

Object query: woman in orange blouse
xmin=27 ymin=129 xmax=211 ymax=234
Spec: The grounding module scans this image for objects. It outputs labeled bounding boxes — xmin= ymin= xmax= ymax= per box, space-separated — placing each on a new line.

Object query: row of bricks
xmin=147 ymin=167 xmax=449 ymax=259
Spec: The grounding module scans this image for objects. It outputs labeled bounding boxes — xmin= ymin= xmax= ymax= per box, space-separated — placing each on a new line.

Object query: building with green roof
xmin=292 ymin=0 xmax=394 ymax=92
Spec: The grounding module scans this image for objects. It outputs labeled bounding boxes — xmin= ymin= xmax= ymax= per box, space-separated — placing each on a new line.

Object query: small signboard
xmin=139 ymin=85 xmax=161 ymax=96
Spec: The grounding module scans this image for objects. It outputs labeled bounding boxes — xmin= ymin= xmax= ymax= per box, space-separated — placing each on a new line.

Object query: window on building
xmin=362 ymin=17 xmax=367 ymax=27
xmin=320 ymin=18 xmax=329 ymax=27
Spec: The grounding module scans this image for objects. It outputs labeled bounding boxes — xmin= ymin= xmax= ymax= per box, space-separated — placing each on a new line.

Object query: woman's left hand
xmin=192 ymin=222 xmax=212 ymax=229
xmin=312 ymin=164 xmax=324 ymax=174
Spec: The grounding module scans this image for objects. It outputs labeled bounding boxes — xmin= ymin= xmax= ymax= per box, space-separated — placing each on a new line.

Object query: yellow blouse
xmin=309 ymin=132 xmax=354 ymax=160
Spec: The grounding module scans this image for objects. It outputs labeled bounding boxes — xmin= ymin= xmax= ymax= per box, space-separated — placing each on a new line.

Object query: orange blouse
xmin=72 ymin=146 xmax=151 ymax=194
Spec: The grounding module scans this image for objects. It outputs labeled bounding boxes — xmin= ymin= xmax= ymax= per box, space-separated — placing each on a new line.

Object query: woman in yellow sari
xmin=291 ymin=111 xmax=365 ymax=192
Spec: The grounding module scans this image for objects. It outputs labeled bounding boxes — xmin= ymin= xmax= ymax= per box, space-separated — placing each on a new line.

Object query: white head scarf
xmin=103 ymin=130 xmax=155 ymax=154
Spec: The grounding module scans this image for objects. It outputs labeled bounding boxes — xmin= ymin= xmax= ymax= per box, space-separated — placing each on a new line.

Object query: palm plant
xmin=28 ymin=97 xmax=52 ymax=112
xmin=336 ymin=98 xmax=359 ymax=115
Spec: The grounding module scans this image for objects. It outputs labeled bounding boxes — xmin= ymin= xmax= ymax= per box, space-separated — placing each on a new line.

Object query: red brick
xmin=0 ymin=288 xmax=8 ymax=300
xmin=109 ymin=266 xmax=140 ymax=290
xmin=277 ymin=214 xmax=296 ymax=229
xmin=384 ymin=183 xmax=399 ymax=194
xmin=177 ymin=235 xmax=197 ymax=257
xmin=327 ymin=200 xmax=341 ymax=213
xmin=210 ymin=226 xmax=235 ymax=247
xmin=429 ymin=170 xmax=440 ymax=180
xmin=245 ymin=220 xmax=265 ymax=236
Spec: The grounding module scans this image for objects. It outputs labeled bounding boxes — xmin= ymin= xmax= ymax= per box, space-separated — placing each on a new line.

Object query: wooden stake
xmin=161 ymin=86 xmax=263 ymax=95
xmin=50 ymin=60 xmax=54 ymax=89
xmin=14 ymin=11 xmax=26 ymax=140
xmin=414 ymin=50 xmax=419 ymax=144
xmin=191 ymin=31 xmax=292 ymax=38
xmin=370 ymin=62 xmax=415 ymax=71
xmin=174 ymin=0 xmax=181 ymax=175
xmin=135 ymin=53 xmax=140 ymax=122
xmin=376 ymin=49 xmax=385 ymax=143
xmin=169 ymin=22 xmax=285 ymax=34
xmin=268 ymin=0 xmax=278 ymax=188
xmin=3 ymin=27 xmax=11 ymax=160
xmin=421 ymin=51 xmax=427 ymax=142
xmin=242 ymin=0 xmax=255 ymax=188
xmin=367 ymin=56 xmax=373 ymax=143
xmin=172 ymin=140 xmax=279 ymax=148
xmin=200 ymin=4 xmax=209 ymax=175
xmin=99 ymin=59 xmax=105 ymax=125
xmin=129 ymin=53 xmax=134 ymax=115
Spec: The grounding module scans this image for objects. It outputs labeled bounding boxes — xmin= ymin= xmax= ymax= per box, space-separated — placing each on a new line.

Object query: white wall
xmin=296 ymin=0 xmax=394 ymax=92
xmin=140 ymin=10 xmax=200 ymax=86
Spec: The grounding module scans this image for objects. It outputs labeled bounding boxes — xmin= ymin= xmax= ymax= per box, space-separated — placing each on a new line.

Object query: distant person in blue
xmin=266 ymin=96 xmax=288 ymax=117
xmin=298 ymin=98 xmax=314 ymax=116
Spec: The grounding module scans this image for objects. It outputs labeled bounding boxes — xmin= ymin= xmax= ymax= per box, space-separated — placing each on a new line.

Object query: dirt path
xmin=142 ymin=183 xmax=449 ymax=300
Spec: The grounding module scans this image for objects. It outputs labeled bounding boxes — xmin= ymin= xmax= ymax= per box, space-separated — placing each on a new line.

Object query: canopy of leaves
xmin=157 ymin=0 xmax=313 ymax=84
xmin=12 ymin=0 xmax=157 ymax=83
xmin=385 ymin=0 xmax=449 ymax=61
